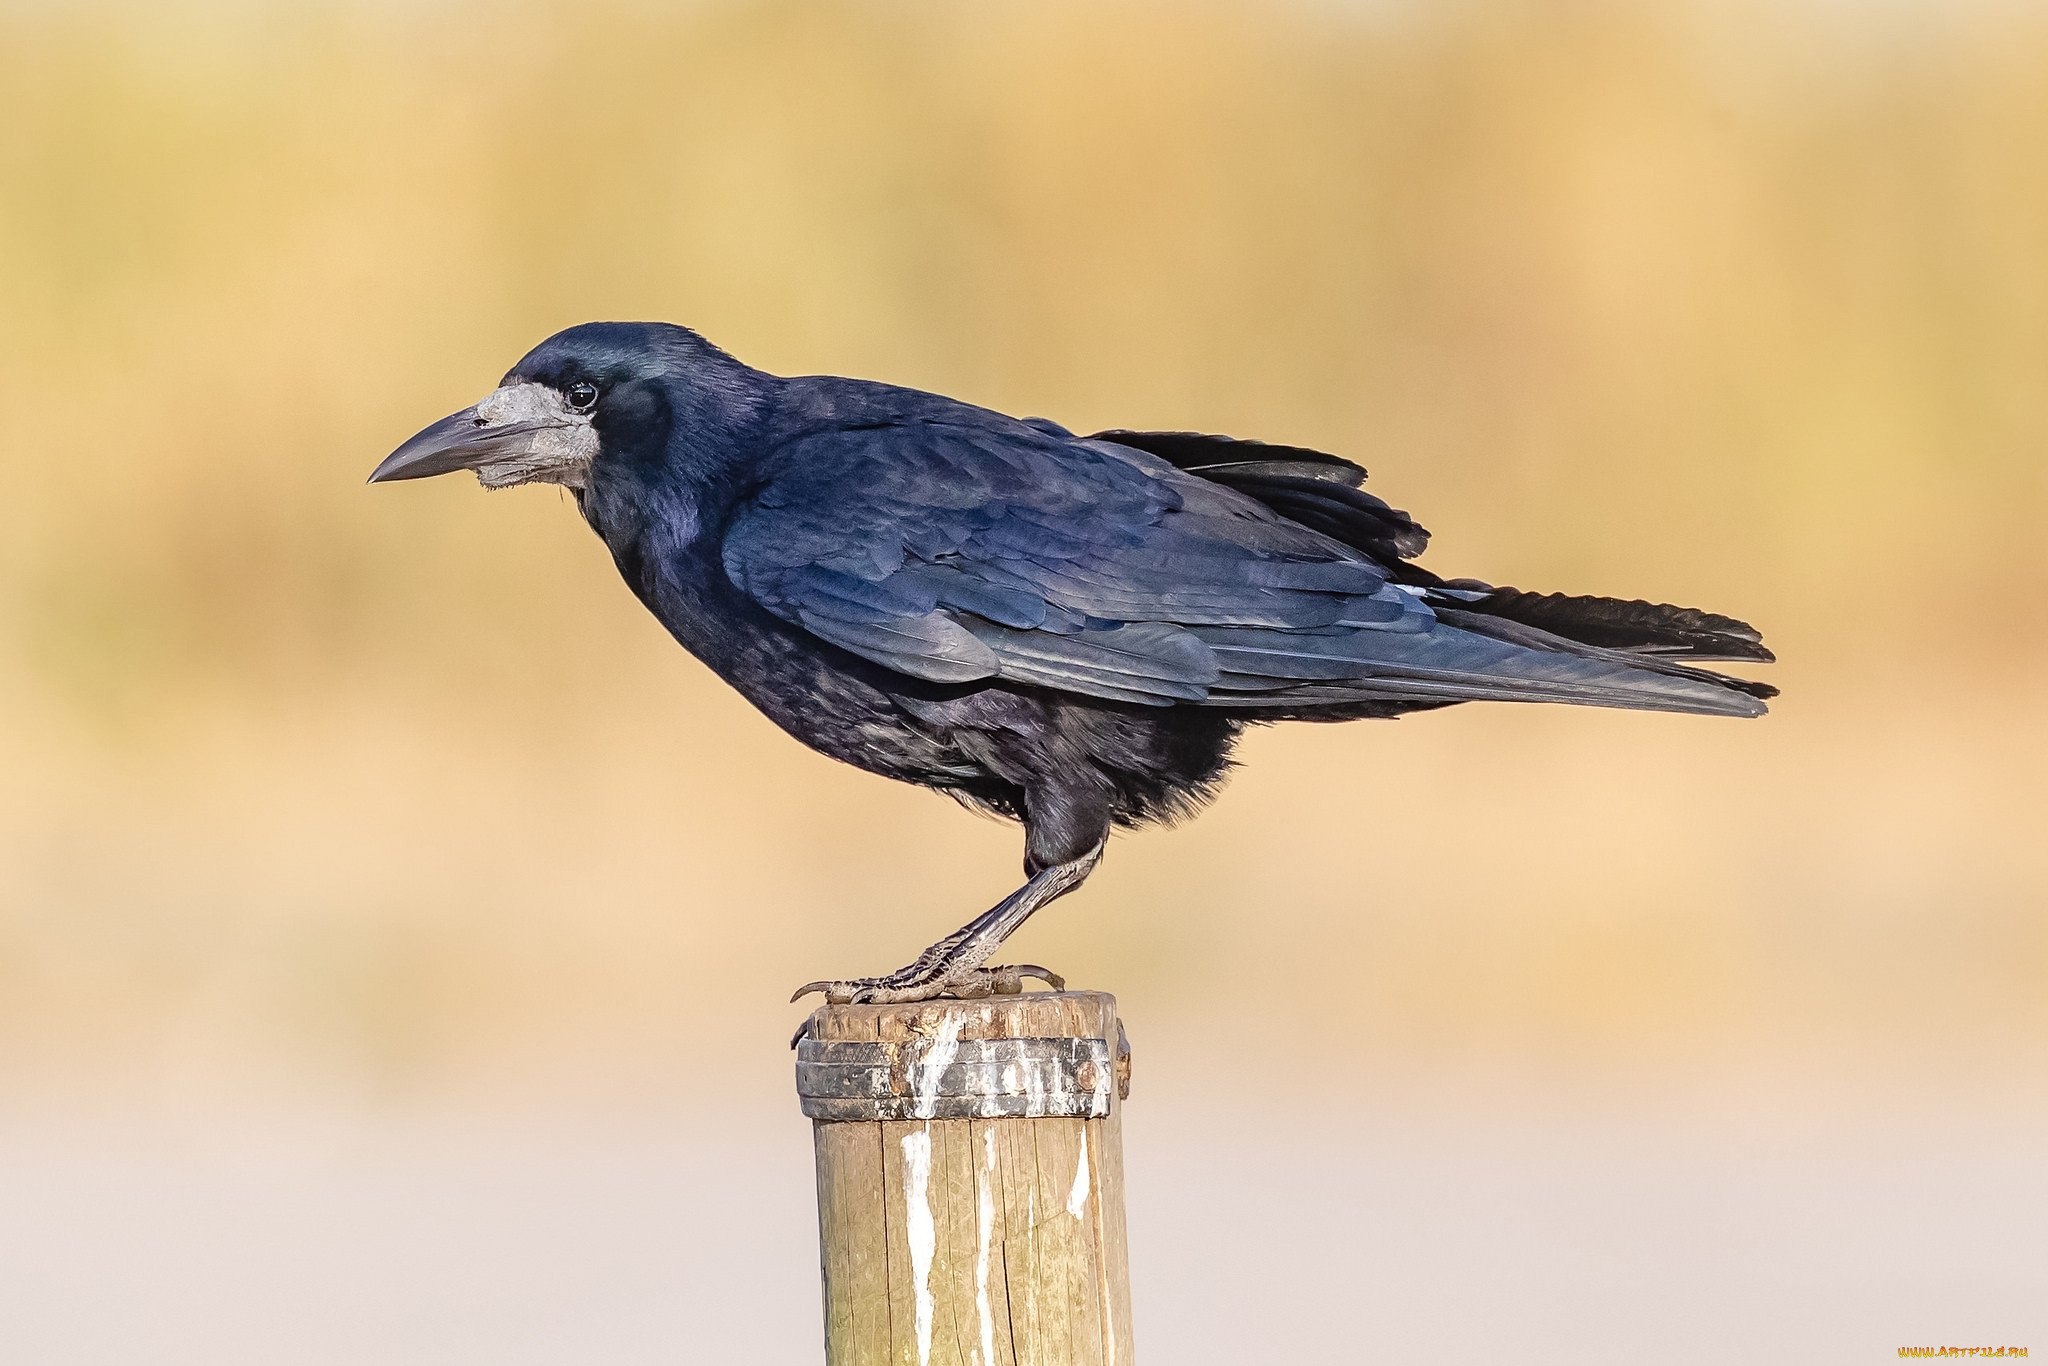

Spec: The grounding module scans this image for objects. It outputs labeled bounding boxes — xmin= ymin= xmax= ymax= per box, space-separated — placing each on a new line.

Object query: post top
xmin=795 ymin=990 xmax=1132 ymax=1123
xmin=801 ymin=989 xmax=1118 ymax=1045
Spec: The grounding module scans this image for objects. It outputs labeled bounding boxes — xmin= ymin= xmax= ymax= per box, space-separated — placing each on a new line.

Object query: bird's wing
xmin=1084 ymin=428 xmax=1430 ymax=564
xmin=723 ymin=415 xmax=1768 ymax=717
xmin=720 ymin=417 xmax=1432 ymax=705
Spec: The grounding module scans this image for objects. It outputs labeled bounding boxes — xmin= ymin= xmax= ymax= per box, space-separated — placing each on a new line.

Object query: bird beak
xmin=367 ymin=405 xmax=550 ymax=484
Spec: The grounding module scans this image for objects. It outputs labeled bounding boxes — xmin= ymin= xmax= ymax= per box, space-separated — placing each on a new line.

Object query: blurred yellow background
xmin=2 ymin=1 xmax=2044 ymax=1361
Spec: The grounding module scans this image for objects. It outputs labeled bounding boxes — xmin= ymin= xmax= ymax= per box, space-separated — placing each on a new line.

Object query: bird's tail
xmin=1195 ymin=598 xmax=1777 ymax=719
xmin=1419 ymin=605 xmax=1776 ymax=715
xmin=1416 ymin=579 xmax=1775 ymax=664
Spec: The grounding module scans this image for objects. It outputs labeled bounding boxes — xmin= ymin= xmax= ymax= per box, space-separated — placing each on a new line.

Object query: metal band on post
xmin=797 ymin=1032 xmax=1127 ymax=1122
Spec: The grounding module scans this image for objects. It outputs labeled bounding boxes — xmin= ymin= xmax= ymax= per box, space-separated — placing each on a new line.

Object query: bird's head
xmin=369 ymin=321 xmax=751 ymax=491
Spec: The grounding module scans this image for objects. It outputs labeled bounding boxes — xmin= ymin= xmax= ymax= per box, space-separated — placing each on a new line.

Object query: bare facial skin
xmin=470 ymin=383 xmax=600 ymax=490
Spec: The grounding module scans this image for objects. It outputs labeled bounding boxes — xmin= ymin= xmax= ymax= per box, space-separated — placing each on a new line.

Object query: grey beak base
xmin=368 ymin=408 xmax=545 ymax=484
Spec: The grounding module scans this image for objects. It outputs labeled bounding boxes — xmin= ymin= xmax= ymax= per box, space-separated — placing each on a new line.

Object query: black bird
xmin=372 ymin=322 xmax=1774 ymax=1006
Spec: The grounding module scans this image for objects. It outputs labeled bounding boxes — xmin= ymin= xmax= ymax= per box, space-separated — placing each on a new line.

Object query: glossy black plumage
xmin=377 ymin=321 xmax=1775 ymax=1003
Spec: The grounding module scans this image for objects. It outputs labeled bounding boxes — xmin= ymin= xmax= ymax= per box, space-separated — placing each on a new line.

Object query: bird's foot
xmin=789 ymin=848 xmax=1099 ymax=1045
xmin=790 ymin=963 xmax=1065 ymax=1007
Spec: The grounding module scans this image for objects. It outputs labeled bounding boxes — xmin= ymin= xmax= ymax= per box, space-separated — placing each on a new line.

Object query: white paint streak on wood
xmin=913 ymin=1014 xmax=965 ymax=1122
xmin=901 ymin=1127 xmax=937 ymax=1366
xmin=1067 ymin=1127 xmax=1091 ymax=1219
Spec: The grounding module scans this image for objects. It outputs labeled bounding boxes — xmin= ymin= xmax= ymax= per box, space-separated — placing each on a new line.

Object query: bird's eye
xmin=564 ymin=381 xmax=599 ymax=413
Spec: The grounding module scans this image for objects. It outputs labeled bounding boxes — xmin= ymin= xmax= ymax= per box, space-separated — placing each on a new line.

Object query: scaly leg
xmin=791 ymin=838 xmax=1104 ymax=1006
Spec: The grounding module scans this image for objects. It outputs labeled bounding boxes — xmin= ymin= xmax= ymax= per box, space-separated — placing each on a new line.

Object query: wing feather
xmin=719 ymin=410 xmax=1764 ymax=717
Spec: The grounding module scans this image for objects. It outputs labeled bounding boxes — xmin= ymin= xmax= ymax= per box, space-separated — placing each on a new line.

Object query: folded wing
xmin=722 ymin=415 xmax=1769 ymax=717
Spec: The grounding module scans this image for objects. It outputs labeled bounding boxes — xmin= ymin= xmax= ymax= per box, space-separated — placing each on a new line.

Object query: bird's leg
xmin=791 ymin=838 xmax=1104 ymax=1006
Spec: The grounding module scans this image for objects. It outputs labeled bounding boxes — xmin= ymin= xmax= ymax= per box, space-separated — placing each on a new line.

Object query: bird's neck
xmin=575 ymin=370 xmax=780 ymax=639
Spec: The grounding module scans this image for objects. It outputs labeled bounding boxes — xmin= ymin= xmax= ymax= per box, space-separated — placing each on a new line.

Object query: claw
xmin=999 ymin=964 xmax=1066 ymax=993
xmin=790 ymin=974 xmax=919 ymax=1006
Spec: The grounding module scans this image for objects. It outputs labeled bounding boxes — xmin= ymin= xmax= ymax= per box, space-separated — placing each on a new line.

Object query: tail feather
xmin=1193 ymin=617 xmax=1772 ymax=719
xmin=1421 ymin=581 xmax=1775 ymax=664
xmin=1426 ymin=606 xmax=1777 ymax=704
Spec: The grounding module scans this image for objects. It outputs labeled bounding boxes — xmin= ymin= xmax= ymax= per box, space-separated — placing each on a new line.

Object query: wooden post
xmin=795 ymin=991 xmax=1136 ymax=1366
